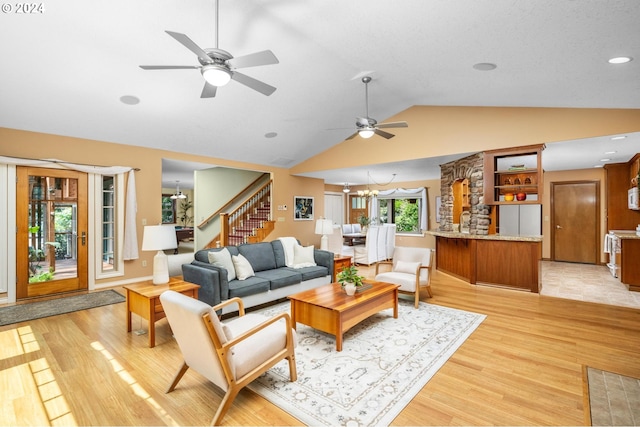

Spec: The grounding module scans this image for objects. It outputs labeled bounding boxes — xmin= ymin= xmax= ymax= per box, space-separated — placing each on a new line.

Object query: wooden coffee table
xmin=288 ymin=281 xmax=399 ymax=351
xmin=123 ymin=277 xmax=200 ymax=348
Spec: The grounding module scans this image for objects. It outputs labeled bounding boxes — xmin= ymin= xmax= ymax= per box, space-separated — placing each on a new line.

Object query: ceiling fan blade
xmin=374 ymin=129 xmax=395 ymax=139
xmin=376 ymin=121 xmax=408 ymax=129
xmin=165 ymin=30 xmax=211 ymax=60
xmin=228 ymin=50 xmax=279 ymax=69
xmin=231 ymin=71 xmax=276 ymax=96
xmin=201 ymin=82 xmax=217 ymax=98
xmin=356 ymin=117 xmax=370 ymax=126
xmin=139 ymin=65 xmax=199 ymax=70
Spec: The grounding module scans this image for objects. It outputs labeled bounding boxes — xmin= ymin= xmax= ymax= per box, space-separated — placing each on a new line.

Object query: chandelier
xmin=357 ymin=172 xmax=397 ymax=198
xmin=170 ymin=180 xmax=187 ymax=200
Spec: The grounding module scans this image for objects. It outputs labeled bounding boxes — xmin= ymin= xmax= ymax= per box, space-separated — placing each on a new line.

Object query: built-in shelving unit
xmin=483 ymin=144 xmax=544 ymax=205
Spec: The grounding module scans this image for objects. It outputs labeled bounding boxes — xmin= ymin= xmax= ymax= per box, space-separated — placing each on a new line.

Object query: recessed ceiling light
xmin=608 ymin=56 xmax=632 ymax=64
xmin=600 ymin=158 xmax=611 ymax=162
xmin=593 ymin=165 xmax=604 ymax=168
xmin=473 ymin=62 xmax=497 ymax=71
xmin=264 ymin=132 xmax=278 ymax=138
xmin=604 ymin=151 xmax=617 ymax=154
xmin=120 ymin=95 xmax=140 ymax=105
xmin=611 ymin=136 xmax=627 ymax=140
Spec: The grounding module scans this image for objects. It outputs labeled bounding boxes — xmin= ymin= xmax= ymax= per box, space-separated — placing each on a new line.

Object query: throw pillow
xmin=232 ymin=254 xmax=255 ymax=280
xmin=394 ymin=260 xmax=421 ymax=274
xmin=292 ymin=244 xmax=316 ymax=269
xmin=207 ymin=248 xmax=237 ymax=281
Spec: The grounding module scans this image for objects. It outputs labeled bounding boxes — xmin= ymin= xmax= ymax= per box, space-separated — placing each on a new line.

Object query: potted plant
xmin=357 ymin=214 xmax=370 ymax=232
xmin=336 ymin=265 xmax=365 ymax=295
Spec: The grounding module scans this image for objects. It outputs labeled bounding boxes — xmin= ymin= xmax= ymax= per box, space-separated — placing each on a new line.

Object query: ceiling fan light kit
xmin=202 ymin=64 xmax=232 ymax=86
xmin=359 ymin=128 xmax=375 ymax=139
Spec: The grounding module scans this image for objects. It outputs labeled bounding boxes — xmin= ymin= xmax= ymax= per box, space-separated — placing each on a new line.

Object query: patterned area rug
xmin=247 ymin=299 xmax=485 ymax=426
xmin=587 ymin=367 xmax=640 ymax=426
xmin=0 ymin=290 xmax=125 ymax=326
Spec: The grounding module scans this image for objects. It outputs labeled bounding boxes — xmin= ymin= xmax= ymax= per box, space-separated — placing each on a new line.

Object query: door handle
xmin=556 ymin=225 xmax=562 ymax=229
xmin=78 ymin=231 xmax=86 ymax=246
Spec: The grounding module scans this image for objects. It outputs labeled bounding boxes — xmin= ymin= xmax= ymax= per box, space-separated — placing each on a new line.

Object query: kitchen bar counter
xmin=427 ymin=230 xmax=542 ymax=242
xmin=427 ymin=230 xmax=542 ymax=292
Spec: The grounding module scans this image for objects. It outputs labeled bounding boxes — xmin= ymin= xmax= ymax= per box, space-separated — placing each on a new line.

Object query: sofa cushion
xmin=195 ymin=246 xmax=239 ymax=263
xmin=284 ymin=265 xmax=329 ymax=281
xmin=255 ymin=268 xmax=303 ymax=291
xmin=292 ymin=244 xmax=316 ymax=269
xmin=394 ymin=260 xmax=421 ymax=275
xmin=270 ymin=240 xmax=287 ymax=268
xmin=228 ymin=276 xmax=270 ymax=299
xmin=208 ymin=248 xmax=237 ymax=281
xmin=238 ymin=242 xmax=277 ymax=272
xmin=232 ymin=254 xmax=255 ymax=280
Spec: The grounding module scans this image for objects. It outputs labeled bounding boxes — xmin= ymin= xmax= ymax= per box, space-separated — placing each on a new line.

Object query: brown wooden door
xmin=16 ymin=167 xmax=88 ymax=299
xmin=551 ymin=181 xmax=600 ymax=264
xmin=349 ymin=195 xmax=368 ymax=224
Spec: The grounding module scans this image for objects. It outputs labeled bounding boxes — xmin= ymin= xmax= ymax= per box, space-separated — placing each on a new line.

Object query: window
xmin=162 ymin=195 xmax=176 ymax=224
xmin=95 ymin=174 xmax=124 ymax=278
xmin=374 ymin=188 xmax=428 ymax=234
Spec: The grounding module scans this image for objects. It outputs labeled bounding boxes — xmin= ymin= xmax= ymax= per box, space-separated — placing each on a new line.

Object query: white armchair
xmin=160 ymin=290 xmax=297 ymax=426
xmin=374 ymin=246 xmax=434 ymax=308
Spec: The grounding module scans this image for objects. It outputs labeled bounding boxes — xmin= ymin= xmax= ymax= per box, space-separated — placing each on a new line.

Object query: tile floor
xmin=540 ymin=261 xmax=640 ymax=309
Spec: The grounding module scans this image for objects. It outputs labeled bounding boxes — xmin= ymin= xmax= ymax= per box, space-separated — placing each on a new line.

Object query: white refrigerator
xmin=498 ymin=204 xmax=542 ymax=236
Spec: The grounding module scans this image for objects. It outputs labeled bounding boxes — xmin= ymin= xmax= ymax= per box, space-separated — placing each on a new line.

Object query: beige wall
xmin=0 ymin=127 xmax=327 ymax=285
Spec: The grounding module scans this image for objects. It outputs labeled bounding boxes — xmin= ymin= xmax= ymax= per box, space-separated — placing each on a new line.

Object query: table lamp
xmin=315 ymin=218 xmax=334 ymax=251
xmin=142 ymin=225 xmax=178 ymax=285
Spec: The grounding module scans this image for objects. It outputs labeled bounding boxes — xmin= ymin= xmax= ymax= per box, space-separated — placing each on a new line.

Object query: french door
xmin=16 ymin=167 xmax=88 ymax=299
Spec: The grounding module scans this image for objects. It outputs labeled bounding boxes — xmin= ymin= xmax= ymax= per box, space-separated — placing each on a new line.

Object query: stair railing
xmin=218 ymin=179 xmax=272 ymax=247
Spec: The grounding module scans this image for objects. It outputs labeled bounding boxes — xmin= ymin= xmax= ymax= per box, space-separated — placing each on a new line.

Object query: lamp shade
xmin=142 ymin=225 xmax=178 ymax=251
xmin=142 ymin=225 xmax=177 ymax=285
xmin=315 ymin=219 xmax=334 ymax=235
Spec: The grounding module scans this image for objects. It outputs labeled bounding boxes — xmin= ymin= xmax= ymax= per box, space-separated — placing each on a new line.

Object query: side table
xmin=333 ymin=255 xmax=352 ymax=282
xmin=123 ymin=277 xmax=200 ymax=348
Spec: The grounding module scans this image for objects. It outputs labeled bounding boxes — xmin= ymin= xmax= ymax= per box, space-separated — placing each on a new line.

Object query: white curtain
xmin=0 ymin=156 xmax=139 ymax=259
xmin=373 ymin=187 xmax=428 ymax=232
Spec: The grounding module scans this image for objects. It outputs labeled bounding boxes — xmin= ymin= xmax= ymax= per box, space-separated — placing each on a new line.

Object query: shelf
xmin=495 ymin=168 xmax=538 ymax=175
xmin=483 ymin=144 xmax=544 ymax=205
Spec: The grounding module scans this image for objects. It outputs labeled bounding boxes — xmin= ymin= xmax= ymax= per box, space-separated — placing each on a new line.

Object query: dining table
xmin=343 ymin=233 xmax=366 ymax=246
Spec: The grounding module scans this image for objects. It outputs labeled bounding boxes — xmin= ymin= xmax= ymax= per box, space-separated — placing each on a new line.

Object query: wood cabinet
xmin=434 ymin=233 xmax=541 ymax=293
xmin=630 ymin=153 xmax=640 ymax=187
xmin=333 ymin=255 xmax=352 ymax=282
xmin=484 ymin=144 xmax=544 ymax=205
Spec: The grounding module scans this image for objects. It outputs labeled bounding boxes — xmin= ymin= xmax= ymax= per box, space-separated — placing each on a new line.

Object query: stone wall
xmin=439 ymin=152 xmax=490 ymax=235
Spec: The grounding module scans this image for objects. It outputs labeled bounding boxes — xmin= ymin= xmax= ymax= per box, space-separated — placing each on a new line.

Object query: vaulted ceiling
xmin=1 ymin=0 xmax=638 ymax=187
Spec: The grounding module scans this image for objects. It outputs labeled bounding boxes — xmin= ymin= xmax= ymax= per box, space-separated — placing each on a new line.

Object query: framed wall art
xmin=294 ymin=196 xmax=314 ymax=221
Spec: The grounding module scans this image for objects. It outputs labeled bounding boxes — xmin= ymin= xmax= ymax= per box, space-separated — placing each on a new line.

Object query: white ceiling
xmin=1 ymin=0 xmax=639 ymax=187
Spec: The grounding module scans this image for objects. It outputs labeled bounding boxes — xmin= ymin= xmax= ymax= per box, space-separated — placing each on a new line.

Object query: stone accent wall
xmin=439 ymin=152 xmax=490 ymax=235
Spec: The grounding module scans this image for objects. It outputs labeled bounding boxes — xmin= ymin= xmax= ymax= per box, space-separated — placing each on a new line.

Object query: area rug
xmin=0 ymin=290 xmax=125 ymax=326
xmin=586 ymin=367 xmax=640 ymax=426
xmin=246 ymin=299 xmax=485 ymax=426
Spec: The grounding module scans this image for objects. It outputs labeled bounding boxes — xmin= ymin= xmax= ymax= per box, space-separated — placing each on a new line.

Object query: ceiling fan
xmin=139 ymin=0 xmax=278 ymax=98
xmin=346 ymin=76 xmax=408 ymax=140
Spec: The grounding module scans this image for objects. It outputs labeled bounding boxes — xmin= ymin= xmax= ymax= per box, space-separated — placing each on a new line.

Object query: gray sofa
xmin=182 ymin=240 xmax=333 ymax=314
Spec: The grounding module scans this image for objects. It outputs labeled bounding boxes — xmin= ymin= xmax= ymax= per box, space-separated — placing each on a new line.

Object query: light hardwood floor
xmin=1 ymin=268 xmax=639 ymax=426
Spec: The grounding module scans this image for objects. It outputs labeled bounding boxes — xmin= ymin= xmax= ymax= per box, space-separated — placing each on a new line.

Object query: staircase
xmin=227 ymin=202 xmax=274 ymax=246
xmin=212 ymin=179 xmax=274 ymax=247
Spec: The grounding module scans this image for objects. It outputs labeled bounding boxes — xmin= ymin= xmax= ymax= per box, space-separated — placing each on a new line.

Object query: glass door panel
xmin=17 ymin=167 xmax=88 ymax=299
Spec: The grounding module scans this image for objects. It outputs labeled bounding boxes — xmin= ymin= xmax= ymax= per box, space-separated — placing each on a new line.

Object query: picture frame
xmin=294 ymin=196 xmax=314 ymax=221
